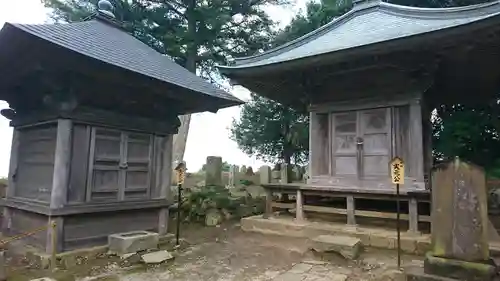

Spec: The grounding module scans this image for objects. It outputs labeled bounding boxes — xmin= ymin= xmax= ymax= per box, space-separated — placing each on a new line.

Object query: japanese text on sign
xmin=175 ymin=162 xmax=187 ymax=185
xmin=390 ymin=157 xmax=405 ymax=185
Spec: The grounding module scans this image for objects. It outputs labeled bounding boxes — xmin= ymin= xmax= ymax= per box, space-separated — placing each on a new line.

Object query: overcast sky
xmin=0 ymin=0 xmax=307 ymax=176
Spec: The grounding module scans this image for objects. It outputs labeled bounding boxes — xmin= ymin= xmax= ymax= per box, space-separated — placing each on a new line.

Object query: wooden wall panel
xmin=15 ymin=126 xmax=57 ymax=202
xmin=63 ymin=209 xmax=158 ymax=250
xmin=309 ymin=112 xmax=330 ymax=177
xmin=68 ymin=125 xmax=90 ymax=203
xmin=9 ymin=208 xmax=48 ymax=249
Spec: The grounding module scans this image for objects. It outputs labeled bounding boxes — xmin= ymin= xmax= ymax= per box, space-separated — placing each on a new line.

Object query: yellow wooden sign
xmin=390 ymin=157 xmax=405 ymax=185
xmin=175 ymin=162 xmax=186 ymax=185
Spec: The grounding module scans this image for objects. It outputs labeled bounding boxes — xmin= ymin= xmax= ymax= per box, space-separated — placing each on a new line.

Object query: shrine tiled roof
xmin=218 ymin=0 xmax=500 ymax=72
xmin=0 ymin=16 xmax=242 ymax=109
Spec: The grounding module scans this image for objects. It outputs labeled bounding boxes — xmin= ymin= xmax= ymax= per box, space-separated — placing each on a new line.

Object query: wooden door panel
xmin=335 ymin=112 xmax=357 ymax=133
xmin=363 ymin=134 xmax=388 ymax=155
xmin=364 ymin=155 xmax=389 ymax=175
xmin=332 ymin=112 xmax=358 ymax=178
xmin=127 ymin=133 xmax=151 ymax=163
xmin=124 ymin=133 xmax=152 ymax=199
xmin=361 ymin=108 xmax=391 ymax=177
xmin=362 ymin=109 xmax=387 ymax=134
xmin=335 ymin=157 xmax=357 ymax=175
xmin=334 ymin=135 xmax=357 ymax=154
xmin=93 ymin=169 xmax=119 ymax=191
xmin=94 ymin=129 xmax=121 ymax=162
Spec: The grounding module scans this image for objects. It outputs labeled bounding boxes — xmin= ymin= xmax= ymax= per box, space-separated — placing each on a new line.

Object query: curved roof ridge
xmin=228 ymin=0 xmax=500 ymax=67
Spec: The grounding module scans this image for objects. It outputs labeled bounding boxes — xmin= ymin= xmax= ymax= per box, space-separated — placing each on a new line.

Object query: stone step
xmin=310 ymin=235 xmax=362 ymax=260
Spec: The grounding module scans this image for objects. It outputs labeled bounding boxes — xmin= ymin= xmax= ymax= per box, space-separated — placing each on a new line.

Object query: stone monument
xmin=259 ymin=165 xmax=271 ymax=184
xmin=205 ymin=156 xmax=223 ymax=186
xmin=410 ymin=158 xmax=497 ymax=280
xmin=228 ymin=165 xmax=238 ymax=187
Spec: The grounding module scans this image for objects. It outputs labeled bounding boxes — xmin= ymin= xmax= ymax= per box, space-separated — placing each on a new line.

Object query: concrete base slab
xmin=311 ymin=235 xmax=362 ymax=260
xmin=108 ymin=231 xmax=159 ymax=255
xmin=141 ymin=250 xmax=174 ymax=264
xmin=406 ymin=266 xmax=460 ymax=281
xmin=242 ymin=216 xmax=500 ymax=256
xmin=0 ymin=251 xmax=5 ymax=281
xmin=241 ymin=216 xmax=430 ymax=254
xmin=423 ymin=253 xmax=496 ymax=281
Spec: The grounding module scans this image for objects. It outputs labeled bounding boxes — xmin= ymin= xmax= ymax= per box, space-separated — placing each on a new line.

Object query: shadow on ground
xmin=5 ymin=220 xmax=423 ymax=281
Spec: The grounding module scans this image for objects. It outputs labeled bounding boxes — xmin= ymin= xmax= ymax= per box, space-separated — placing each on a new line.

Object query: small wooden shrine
xmin=0 ymin=0 xmax=242 ymax=253
xmin=219 ymin=0 xmax=500 ymax=231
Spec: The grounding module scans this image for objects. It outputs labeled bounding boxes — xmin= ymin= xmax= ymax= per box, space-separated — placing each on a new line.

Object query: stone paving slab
xmin=272 ymin=262 xmax=349 ymax=281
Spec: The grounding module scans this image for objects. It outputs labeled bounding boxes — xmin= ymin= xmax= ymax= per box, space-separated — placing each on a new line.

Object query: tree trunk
xmin=284 ymin=152 xmax=291 ymax=165
xmin=172 ymin=0 xmax=197 ymax=165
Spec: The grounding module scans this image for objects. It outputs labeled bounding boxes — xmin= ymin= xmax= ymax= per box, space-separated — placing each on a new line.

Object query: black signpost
xmin=390 ymin=157 xmax=404 ymax=269
xmin=174 ymin=162 xmax=186 ymax=247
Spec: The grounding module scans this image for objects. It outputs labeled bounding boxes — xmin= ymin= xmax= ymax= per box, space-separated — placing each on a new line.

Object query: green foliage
xmin=230 ymin=93 xmax=309 ymax=165
xmin=239 ymin=179 xmax=254 ymax=186
xmin=433 ymin=101 xmax=500 ymax=177
xmin=42 ymin=0 xmax=284 ymax=77
xmin=181 ymin=185 xmax=264 ymax=222
xmin=0 ymin=177 xmax=6 ymax=186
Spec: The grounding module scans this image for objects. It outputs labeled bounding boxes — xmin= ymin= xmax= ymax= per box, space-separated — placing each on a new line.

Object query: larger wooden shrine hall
xmin=219 ymin=0 xmax=500 ymax=233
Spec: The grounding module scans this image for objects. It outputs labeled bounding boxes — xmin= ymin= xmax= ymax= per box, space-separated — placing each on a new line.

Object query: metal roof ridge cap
xmin=222 ymin=4 xmax=381 ymax=68
xmin=379 ymin=0 xmax=500 ymax=18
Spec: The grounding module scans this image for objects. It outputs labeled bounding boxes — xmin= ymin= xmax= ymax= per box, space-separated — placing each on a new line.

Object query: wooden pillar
xmin=3 ymin=130 xmax=19 ymax=233
xmin=46 ymin=216 xmax=64 ymax=255
xmin=408 ymin=98 xmax=424 ymax=181
xmin=263 ymin=188 xmax=273 ymax=219
xmin=308 ymin=112 xmax=317 ymax=179
xmin=50 ymin=119 xmax=72 ymax=209
xmin=346 ymin=195 xmax=356 ymax=226
xmin=408 ymin=197 xmax=420 ymax=235
xmin=156 ymin=135 xmax=173 ymax=235
xmin=157 ymin=135 xmax=173 ymax=200
xmin=1 ymin=208 xmax=11 ymax=233
xmin=296 ymin=189 xmax=304 ymax=222
xmin=423 ymin=101 xmax=434 ymax=190
xmin=6 ymin=129 xmax=19 ymax=198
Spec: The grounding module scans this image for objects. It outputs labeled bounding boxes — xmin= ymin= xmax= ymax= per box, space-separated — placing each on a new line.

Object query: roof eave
xmin=218 ymin=11 xmax=500 ymax=77
xmin=220 ymin=0 xmax=500 ymax=70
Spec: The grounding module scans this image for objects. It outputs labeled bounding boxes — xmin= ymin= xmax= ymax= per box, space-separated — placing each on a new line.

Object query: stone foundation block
xmin=311 ymin=235 xmax=362 ymax=260
xmin=416 ymin=239 xmax=431 ymax=255
xmin=108 ymin=231 xmax=159 ymax=255
xmin=406 ymin=266 xmax=459 ymax=281
xmin=369 ymin=235 xmax=395 ymax=249
xmin=423 ymin=253 xmax=496 ymax=281
xmin=0 ymin=251 xmax=5 ymax=281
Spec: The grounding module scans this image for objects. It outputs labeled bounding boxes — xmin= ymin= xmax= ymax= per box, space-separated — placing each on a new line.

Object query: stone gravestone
xmin=292 ymin=165 xmax=302 ymax=182
xmin=240 ymin=165 xmax=247 ymax=174
xmin=246 ymin=166 xmax=254 ymax=176
xmin=422 ymin=158 xmax=495 ymax=281
xmin=280 ymin=163 xmax=291 ymax=184
xmin=205 ymin=156 xmax=223 ymax=186
xmin=260 ymin=165 xmax=271 ymax=184
xmin=228 ymin=165 xmax=238 ymax=187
